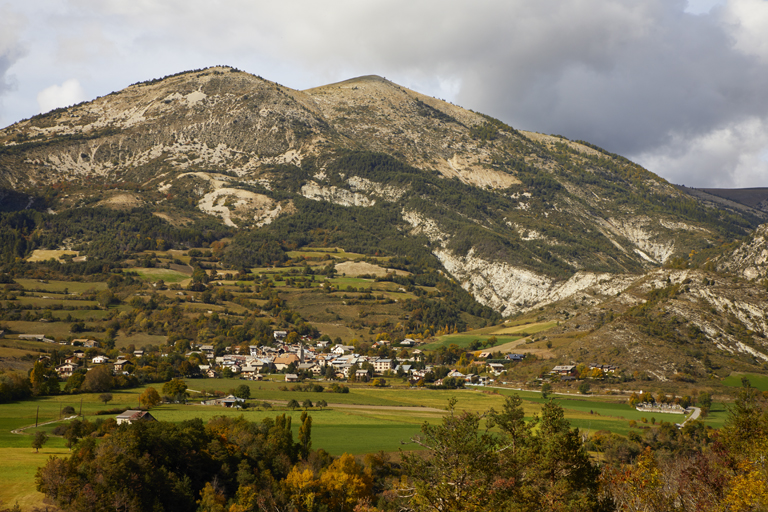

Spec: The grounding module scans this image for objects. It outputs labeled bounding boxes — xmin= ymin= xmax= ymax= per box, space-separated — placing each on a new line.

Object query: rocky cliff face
xmin=718 ymin=224 xmax=768 ymax=280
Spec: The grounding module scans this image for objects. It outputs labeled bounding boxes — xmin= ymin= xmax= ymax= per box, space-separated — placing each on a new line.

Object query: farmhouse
xmin=55 ymin=363 xmax=77 ymax=379
xmin=112 ymin=360 xmax=130 ymax=374
xmin=116 ymin=410 xmax=156 ymax=425
xmin=487 ymin=363 xmax=505 ymax=375
xmin=550 ymin=365 xmax=577 ymax=376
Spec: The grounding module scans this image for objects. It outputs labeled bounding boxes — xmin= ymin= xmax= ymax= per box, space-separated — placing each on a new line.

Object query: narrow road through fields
xmin=11 ymin=415 xmax=78 ymax=435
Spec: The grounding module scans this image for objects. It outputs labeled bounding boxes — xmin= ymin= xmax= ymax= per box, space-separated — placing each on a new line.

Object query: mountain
xmin=1 ymin=66 xmax=767 ymax=377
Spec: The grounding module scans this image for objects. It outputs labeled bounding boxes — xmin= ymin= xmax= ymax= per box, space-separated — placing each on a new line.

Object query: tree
xmin=299 ymin=411 xmax=312 ymax=459
xmin=287 ymin=399 xmax=299 ymax=411
xmin=233 ymin=384 xmax=251 ymax=400
xmin=162 ymin=378 xmax=188 ymax=403
xmin=99 ymin=393 xmax=113 ymax=405
xmin=324 ymin=365 xmax=336 ymax=380
xmin=316 ymin=399 xmax=327 ymax=410
xmin=81 ymin=365 xmax=113 ymax=393
xmin=578 ymin=381 xmax=591 ymax=395
xmin=302 ymin=398 xmax=313 ymax=410
xmin=401 ymin=398 xmax=498 ymax=511
xmin=402 ymin=396 xmax=603 ymax=512
xmin=139 ymin=387 xmax=161 ymax=409
xmin=318 ymin=453 xmax=373 ymax=511
xmin=541 ymin=382 xmax=552 ymax=399
xmin=698 ymin=391 xmax=712 ymax=413
xmin=32 ymin=431 xmax=48 ymax=453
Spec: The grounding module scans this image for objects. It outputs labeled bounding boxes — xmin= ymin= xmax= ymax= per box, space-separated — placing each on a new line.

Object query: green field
xmin=722 ymin=372 xmax=768 ymax=391
xmin=14 ymin=296 xmax=98 ymax=308
xmin=13 ymin=279 xmax=107 ymax=294
xmin=131 ymin=268 xmax=191 ymax=283
xmin=5 ymin=321 xmax=102 ymax=340
xmin=422 ymin=334 xmax=522 ymax=350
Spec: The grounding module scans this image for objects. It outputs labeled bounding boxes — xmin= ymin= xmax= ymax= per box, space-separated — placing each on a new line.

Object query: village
xmin=13 ymin=328 xmax=623 ymax=391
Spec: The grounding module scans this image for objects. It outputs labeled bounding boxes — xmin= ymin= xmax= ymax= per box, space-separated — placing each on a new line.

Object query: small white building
xmin=116 ymin=410 xmax=156 ymax=425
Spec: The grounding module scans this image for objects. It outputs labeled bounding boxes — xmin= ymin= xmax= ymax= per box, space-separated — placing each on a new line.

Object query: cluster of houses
xmin=50 ymin=349 xmax=118 ymax=379
xmin=635 ymin=402 xmax=687 ymax=414
xmin=191 ymin=335 xmax=424 ymax=381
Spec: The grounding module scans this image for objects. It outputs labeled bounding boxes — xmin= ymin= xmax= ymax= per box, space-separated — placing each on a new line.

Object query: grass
xmin=491 ymin=321 xmax=559 ymax=335
xmin=420 ymin=321 xmax=559 ymax=351
xmin=26 ymin=249 xmax=79 ymax=262
xmin=149 ymin=405 xmax=427 ymax=456
xmin=14 ymin=297 xmax=98 ymax=308
xmin=722 ymin=373 xmax=768 ymax=391
xmin=0 ymin=447 xmax=71 ymax=510
xmin=421 ymin=334 xmax=522 ymax=350
xmin=14 ymin=279 xmax=107 ymax=294
xmin=130 ymin=268 xmax=191 ymax=283
xmin=114 ymin=332 xmax=168 ymax=349
xmin=5 ymin=321 xmax=103 ymax=340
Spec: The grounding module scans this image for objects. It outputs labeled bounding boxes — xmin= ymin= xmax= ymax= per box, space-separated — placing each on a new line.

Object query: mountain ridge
xmin=0 ymin=66 xmax=765 ymax=313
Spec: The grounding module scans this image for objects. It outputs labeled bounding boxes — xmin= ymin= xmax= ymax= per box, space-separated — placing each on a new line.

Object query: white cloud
xmin=685 ymin=0 xmax=726 ymax=14
xmin=37 ymin=78 xmax=86 ymax=113
xmin=0 ymin=4 xmax=27 ymax=125
xmin=634 ymin=117 xmax=768 ymax=188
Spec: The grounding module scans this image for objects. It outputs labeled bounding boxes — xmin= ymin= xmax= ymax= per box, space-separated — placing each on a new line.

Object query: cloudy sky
xmin=1 ymin=0 xmax=768 ymax=188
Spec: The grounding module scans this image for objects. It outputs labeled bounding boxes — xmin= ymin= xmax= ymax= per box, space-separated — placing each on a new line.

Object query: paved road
xmin=680 ymin=407 xmax=701 ymax=427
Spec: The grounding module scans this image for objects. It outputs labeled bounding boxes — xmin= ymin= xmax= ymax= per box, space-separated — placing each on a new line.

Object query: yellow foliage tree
xmin=725 ymin=461 xmax=768 ymax=512
xmin=197 ymin=482 xmax=226 ymax=512
xmin=318 ymin=453 xmax=373 ymax=511
xmin=286 ymin=466 xmax=319 ymax=512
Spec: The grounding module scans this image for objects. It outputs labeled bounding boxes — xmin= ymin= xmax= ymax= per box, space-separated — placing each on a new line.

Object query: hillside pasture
xmin=722 ymin=372 xmax=768 ymax=391
xmin=26 ymin=249 xmax=79 ymax=262
xmin=491 ymin=321 xmax=559 ymax=336
xmin=13 ymin=296 xmax=98 ymax=308
xmin=13 ymin=279 xmax=107 ymax=294
xmin=114 ymin=332 xmax=168 ymax=349
xmin=130 ymin=268 xmax=190 ymax=283
xmin=421 ymin=334 xmax=522 ymax=350
xmin=4 ymin=321 xmax=102 ymax=340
